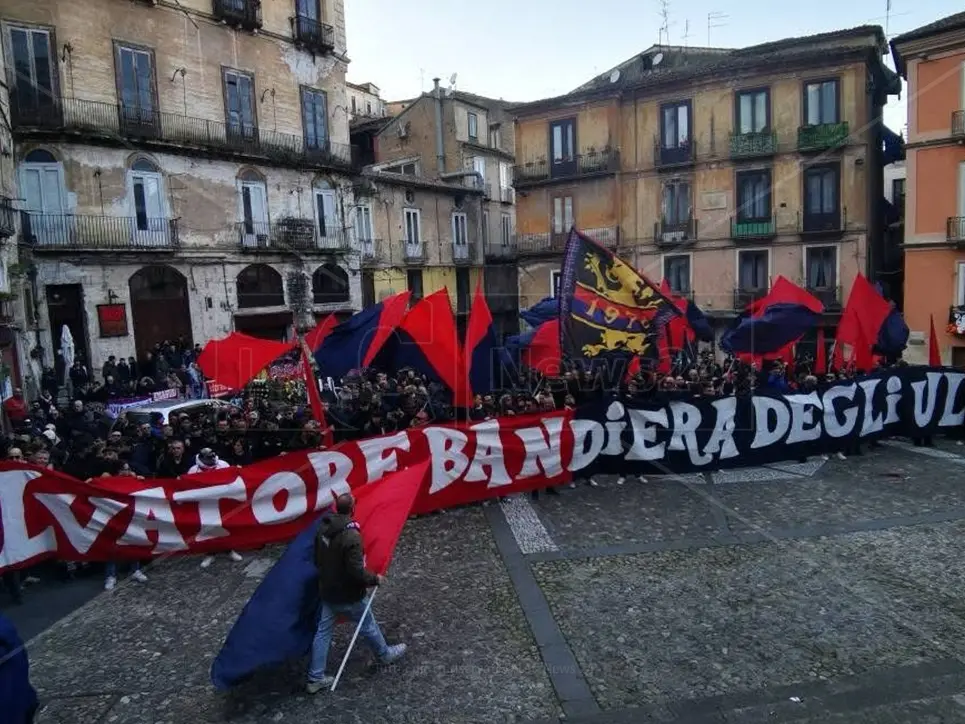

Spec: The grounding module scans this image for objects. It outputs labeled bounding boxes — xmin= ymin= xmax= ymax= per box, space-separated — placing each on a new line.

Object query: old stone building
xmin=346 ymin=80 xmax=385 ymax=120
xmin=4 ymin=0 xmax=361 ymax=377
xmin=510 ymin=27 xmax=901 ymax=344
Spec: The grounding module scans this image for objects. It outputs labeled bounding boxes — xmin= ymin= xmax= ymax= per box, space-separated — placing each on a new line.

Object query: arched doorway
xmin=312 ymin=263 xmax=349 ymax=304
xmin=236 ymin=264 xmax=284 ymax=308
xmin=129 ymin=265 xmax=192 ymax=361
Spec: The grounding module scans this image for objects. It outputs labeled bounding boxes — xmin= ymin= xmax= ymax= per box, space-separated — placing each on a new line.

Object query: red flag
xmin=748 ymin=276 xmax=824 ymax=317
xmin=399 ymin=289 xmax=471 ymax=407
xmin=362 ymin=291 xmax=412 ymax=368
xmin=837 ymin=274 xmax=891 ymax=352
xmin=197 ymin=332 xmax=295 ymax=391
xmin=464 ymin=279 xmax=493 ymax=355
xmin=301 ymin=347 xmax=333 ymax=447
xmin=353 ymin=460 xmax=429 ymax=575
xmin=929 ymin=314 xmax=942 ymax=366
xmin=814 ymin=328 xmax=827 ymax=375
xmin=853 ymin=326 xmax=875 ymax=372
xmin=521 ymin=319 xmax=562 ymax=376
xmin=304 ymin=314 xmax=337 ymax=352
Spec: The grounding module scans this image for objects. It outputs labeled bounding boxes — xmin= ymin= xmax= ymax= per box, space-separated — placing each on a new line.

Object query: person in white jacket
xmin=189 ymin=448 xmax=244 ymax=569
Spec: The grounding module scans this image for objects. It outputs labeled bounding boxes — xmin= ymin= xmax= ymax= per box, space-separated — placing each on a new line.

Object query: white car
xmin=121 ymin=399 xmax=236 ymax=426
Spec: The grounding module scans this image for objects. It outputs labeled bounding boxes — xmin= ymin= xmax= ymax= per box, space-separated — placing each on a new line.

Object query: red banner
xmin=0 ymin=411 xmax=575 ymax=572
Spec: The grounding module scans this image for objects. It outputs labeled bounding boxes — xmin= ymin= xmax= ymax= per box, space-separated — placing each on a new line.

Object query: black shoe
xmin=546 ymin=487 xmax=561 ymax=496
xmin=530 ymin=490 xmax=539 ymax=500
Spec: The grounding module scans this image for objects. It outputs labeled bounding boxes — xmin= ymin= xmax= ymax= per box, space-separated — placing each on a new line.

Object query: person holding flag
xmin=305 ymin=492 xmax=407 ymax=693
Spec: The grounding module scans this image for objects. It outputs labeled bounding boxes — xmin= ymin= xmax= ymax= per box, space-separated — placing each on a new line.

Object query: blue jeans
xmin=105 ymin=561 xmax=140 ymax=578
xmin=307 ymin=596 xmax=389 ymax=682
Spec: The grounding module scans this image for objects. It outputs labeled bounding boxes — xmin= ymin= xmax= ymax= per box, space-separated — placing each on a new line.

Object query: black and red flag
xmin=558 ymin=227 xmax=681 ymax=371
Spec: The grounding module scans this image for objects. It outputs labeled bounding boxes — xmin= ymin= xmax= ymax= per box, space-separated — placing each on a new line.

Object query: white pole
xmin=330 ymin=588 xmax=378 ymax=692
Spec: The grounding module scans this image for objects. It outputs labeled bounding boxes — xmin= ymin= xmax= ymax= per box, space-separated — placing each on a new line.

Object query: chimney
xmin=432 ymin=77 xmax=445 ymax=176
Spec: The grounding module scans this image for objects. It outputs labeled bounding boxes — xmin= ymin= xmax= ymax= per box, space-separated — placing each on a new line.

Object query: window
xmin=490 ymin=124 xmax=501 ymax=148
xmin=803 ymin=164 xmax=840 ymax=226
xmin=472 ymin=156 xmax=486 ymax=187
xmin=736 ymin=170 xmax=771 ymax=221
xmin=499 ymin=162 xmax=512 ymax=191
xmin=314 ymin=184 xmax=337 ymax=240
xmin=738 ymin=250 xmax=768 ymax=290
xmin=351 ymin=96 xmax=356 ymax=114
xmin=661 ymin=181 xmax=691 ymax=225
xmin=238 ymin=170 xmax=268 ymax=244
xmin=550 ymin=119 xmax=575 ymax=164
xmin=301 ymin=87 xmax=329 ymax=150
xmin=313 ymin=263 xmax=349 ymax=304
xmin=892 ymin=178 xmax=906 ymax=204
xmin=236 ymin=264 xmax=284 ymax=308
xmin=385 ymin=162 xmax=417 ymax=175
xmin=550 ymin=270 xmax=562 ymax=298
xmin=8 ymin=25 xmax=56 ymax=116
xmin=552 ymin=196 xmax=574 ymax=234
xmin=296 ymin=0 xmax=319 ymax=20
xmin=114 ymin=43 xmax=156 ymax=125
xmin=456 ymin=268 xmax=471 ymax=314
xmin=481 ymin=210 xmax=489 ymax=247
xmin=661 ymin=101 xmax=691 ymax=149
xmin=736 ymin=89 xmax=769 ymax=134
xmin=663 ymin=255 xmax=691 ymax=294
xmin=804 ymin=80 xmax=839 ymax=126
xmin=805 ymin=246 xmax=836 ymax=289
xmin=223 ymin=68 xmax=256 ymax=137
xmin=366 ymin=102 xmax=372 ymax=115
xmin=468 ymin=112 xmax=478 ymax=140
xmin=128 ymin=158 xmax=165 ymax=233
xmin=958 ymin=262 xmax=965 ymax=306
xmin=452 ymin=212 xmax=468 ymax=246
xmin=404 ymin=208 xmax=421 ymax=244
xmin=354 ymin=204 xmax=373 ymax=241
xmin=501 ymin=213 xmax=512 ymax=246
xmin=406 ymin=269 xmax=424 ymax=301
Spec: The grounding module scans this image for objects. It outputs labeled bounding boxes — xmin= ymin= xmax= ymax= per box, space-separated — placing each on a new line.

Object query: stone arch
xmin=128 ymin=265 xmax=192 ymax=360
xmin=236 ymin=263 xmax=284 ymax=308
xmin=238 ymin=167 xmax=266 ymax=183
xmin=312 ymin=263 xmax=349 ymax=304
xmin=23 ymin=148 xmax=58 ymax=164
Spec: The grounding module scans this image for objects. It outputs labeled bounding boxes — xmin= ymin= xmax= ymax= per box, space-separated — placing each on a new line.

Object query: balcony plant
xmin=274 ymin=216 xmax=314 ymax=249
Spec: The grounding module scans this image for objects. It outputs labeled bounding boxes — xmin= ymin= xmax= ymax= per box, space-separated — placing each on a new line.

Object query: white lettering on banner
xmin=785 ymin=392 xmax=823 ymax=445
xmin=602 ymin=402 xmax=627 ymax=456
xmin=822 ymin=383 xmax=858 ymax=437
xmin=358 ymin=432 xmax=411 ymax=483
xmin=704 ymin=397 xmax=739 ymax=460
xmin=516 ymin=418 xmax=564 ymax=479
xmin=308 ymin=451 xmax=353 ymax=510
xmin=117 ymin=487 xmax=189 ymax=552
xmin=751 ymin=396 xmax=791 ymax=449
xmin=883 ymin=375 xmax=903 ymax=425
xmin=32 ymin=494 xmax=129 ymax=554
xmin=0 ymin=470 xmax=57 ymax=568
xmin=252 ymin=472 xmax=309 ymax=525
xmin=626 ymin=409 xmax=667 ymax=461
xmin=911 ymin=373 xmax=943 ymax=428
xmin=939 ymin=372 xmax=965 ymax=426
xmin=424 ymin=427 xmax=470 ymax=494
xmin=569 ymin=419 xmax=605 ymax=471
xmin=668 ymin=402 xmax=713 ymax=466
xmin=859 ymin=379 xmax=885 ymax=437
xmin=172 ymin=479 xmax=248 ymax=542
xmin=464 ymin=420 xmax=512 ymax=488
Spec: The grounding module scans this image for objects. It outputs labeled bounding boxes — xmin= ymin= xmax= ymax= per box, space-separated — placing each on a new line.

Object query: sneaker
xmin=306 ymin=676 xmax=334 ymax=694
xmin=104 ymin=576 xmax=116 ymax=591
xmin=638 ymin=476 xmax=648 ymax=484
xmin=380 ymin=643 xmax=407 ymax=665
xmin=567 ymin=482 xmax=577 ymax=489
xmin=616 ymin=477 xmax=626 ymax=485
xmin=836 ymin=452 xmax=847 ymax=461
xmin=131 ymin=570 xmax=148 ymax=583
xmin=200 ymin=556 xmax=215 ymax=569
xmin=587 ymin=478 xmax=599 ymax=488
xmin=228 ymin=551 xmax=243 ymax=563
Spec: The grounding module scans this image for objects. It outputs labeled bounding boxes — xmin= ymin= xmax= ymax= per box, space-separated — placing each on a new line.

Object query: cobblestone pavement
xmin=22 ymin=439 xmax=965 ymax=723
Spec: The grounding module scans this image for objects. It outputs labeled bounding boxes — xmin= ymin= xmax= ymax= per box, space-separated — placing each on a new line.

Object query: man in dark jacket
xmin=0 ymin=613 xmax=38 ymax=723
xmin=305 ymin=493 xmax=405 ymax=693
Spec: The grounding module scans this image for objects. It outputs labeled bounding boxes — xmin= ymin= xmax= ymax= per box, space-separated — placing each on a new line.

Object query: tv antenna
xmin=682 ymin=19 xmax=691 ymax=47
xmin=446 ymin=72 xmax=457 ymax=97
xmin=707 ymin=11 xmax=728 ymax=45
xmin=658 ymin=0 xmax=671 ymax=45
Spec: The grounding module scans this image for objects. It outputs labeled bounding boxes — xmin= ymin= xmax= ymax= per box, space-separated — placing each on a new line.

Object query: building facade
xmin=892 ymin=12 xmax=965 ymax=365
xmin=346 ymin=81 xmax=385 ymax=120
xmin=510 ymin=28 xmax=899 ymax=346
xmin=4 ymin=0 xmax=362 ymax=381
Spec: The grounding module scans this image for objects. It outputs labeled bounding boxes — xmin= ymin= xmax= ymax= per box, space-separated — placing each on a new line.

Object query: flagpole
xmin=330 ymin=588 xmax=378 ymax=692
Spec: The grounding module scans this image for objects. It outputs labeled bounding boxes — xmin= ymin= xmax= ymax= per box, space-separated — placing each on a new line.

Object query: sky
xmin=343 ymin=0 xmax=961 ymax=136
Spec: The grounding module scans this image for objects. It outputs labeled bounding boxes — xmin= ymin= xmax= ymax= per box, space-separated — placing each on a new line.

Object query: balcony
xmin=360 ymin=239 xmax=385 ymax=267
xmin=730 ymin=131 xmax=777 ymax=159
xmin=291 ymin=15 xmax=335 ymax=54
xmin=485 ymin=241 xmax=517 ymax=261
xmin=452 ymin=242 xmax=476 ymax=265
xmin=734 ymin=287 xmax=768 ymax=310
xmin=10 ymin=95 xmax=356 ymax=171
xmin=806 ymin=286 xmax=842 ymax=310
xmin=512 ymin=148 xmax=619 ymax=187
xmin=403 ymin=242 xmax=426 ymax=265
xmin=800 ymin=209 xmax=846 ymax=237
xmin=949 ymin=217 xmax=965 ymax=245
xmin=499 ymin=186 xmax=514 ymax=204
xmin=236 ymin=219 xmax=351 ymax=252
xmin=797 ymin=122 xmax=849 ymax=152
xmin=20 ymin=213 xmax=179 ymax=251
xmin=953 ymin=111 xmax=965 ymax=139
xmin=654 ymin=218 xmax=697 ymax=246
xmin=0 ymin=300 xmax=15 ymax=325
xmin=654 ymin=139 xmax=696 ymax=169
xmin=0 ymin=197 xmax=16 ymax=239
xmin=517 ymin=232 xmax=566 ymax=256
xmin=214 ymin=0 xmax=262 ymax=30
xmin=732 ymin=216 xmax=777 ymax=242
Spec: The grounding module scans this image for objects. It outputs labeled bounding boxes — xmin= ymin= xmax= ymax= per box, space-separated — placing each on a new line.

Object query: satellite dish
xmin=610 ymin=69 xmax=621 ymax=83
xmin=449 ymin=73 xmax=458 ymax=85
xmin=652 ymin=52 xmax=664 ymax=67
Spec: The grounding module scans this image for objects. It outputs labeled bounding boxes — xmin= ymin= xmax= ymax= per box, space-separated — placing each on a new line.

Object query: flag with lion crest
xmin=558 ymin=227 xmax=681 ymax=369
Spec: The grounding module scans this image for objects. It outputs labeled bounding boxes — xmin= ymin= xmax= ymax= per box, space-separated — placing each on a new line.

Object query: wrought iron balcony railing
xmin=20 ymin=212 xmax=179 ymax=250
xmin=360 ymin=239 xmax=384 ymax=267
xmin=291 ymin=15 xmax=335 ymax=53
xmin=797 ymin=121 xmax=849 ymax=152
xmin=499 ymin=186 xmax=514 ymax=204
xmin=452 ymin=242 xmax=477 ymax=264
xmin=0 ymin=300 xmax=15 ymax=325
xmin=732 ymin=216 xmax=777 ymax=242
xmin=516 ymin=226 xmax=619 ymax=256
xmin=800 ymin=208 xmax=846 ymax=236
xmin=0 ymin=197 xmax=16 ymax=239
xmin=730 ymin=131 xmax=777 ymax=159
xmin=236 ymin=220 xmax=352 ymax=252
xmin=214 ymin=0 xmax=262 ymax=30
xmin=734 ymin=287 xmax=769 ymax=310
xmin=654 ymin=218 xmax=697 ymax=246
xmin=952 ymin=110 xmax=965 ymax=138
xmin=948 ymin=217 xmax=965 ymax=244
xmin=654 ymin=139 xmax=696 ymax=169
xmin=403 ymin=242 xmax=427 ymax=264
xmin=806 ymin=285 xmax=842 ymax=310
xmin=9 ymin=95 xmax=356 ymax=170
xmin=485 ymin=241 xmax=517 ymax=260
xmin=513 ymin=148 xmax=619 ymax=186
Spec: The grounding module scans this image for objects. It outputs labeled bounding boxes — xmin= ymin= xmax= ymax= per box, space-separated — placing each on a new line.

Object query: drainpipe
xmin=433 ymin=78 xmax=445 ymax=177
